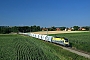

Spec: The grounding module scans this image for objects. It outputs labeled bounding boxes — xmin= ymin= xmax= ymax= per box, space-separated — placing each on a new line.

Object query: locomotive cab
xmin=64 ymin=38 xmax=69 ymax=46
xmin=52 ymin=36 xmax=70 ymax=47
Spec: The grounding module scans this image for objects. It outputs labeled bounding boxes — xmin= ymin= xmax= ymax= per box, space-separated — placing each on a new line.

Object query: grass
xmin=0 ymin=34 xmax=89 ymax=60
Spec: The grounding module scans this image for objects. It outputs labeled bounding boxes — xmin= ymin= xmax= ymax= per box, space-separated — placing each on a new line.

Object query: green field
xmin=0 ymin=34 xmax=89 ymax=60
xmin=50 ymin=32 xmax=90 ymax=53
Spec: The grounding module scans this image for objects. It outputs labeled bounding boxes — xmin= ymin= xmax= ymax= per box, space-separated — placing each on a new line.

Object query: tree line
xmin=0 ymin=25 xmax=90 ymax=34
xmin=0 ymin=25 xmax=41 ymax=34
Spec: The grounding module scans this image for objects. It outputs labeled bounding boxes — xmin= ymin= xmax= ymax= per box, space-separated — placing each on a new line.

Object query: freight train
xmin=19 ymin=33 xmax=70 ymax=46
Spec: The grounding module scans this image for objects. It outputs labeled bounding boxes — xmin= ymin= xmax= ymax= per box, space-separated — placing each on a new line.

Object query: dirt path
xmin=53 ymin=44 xmax=90 ymax=59
xmin=62 ymin=47 xmax=90 ymax=59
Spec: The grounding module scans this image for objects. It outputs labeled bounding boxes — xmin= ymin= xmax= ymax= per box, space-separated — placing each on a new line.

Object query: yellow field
xmin=32 ymin=31 xmax=89 ymax=34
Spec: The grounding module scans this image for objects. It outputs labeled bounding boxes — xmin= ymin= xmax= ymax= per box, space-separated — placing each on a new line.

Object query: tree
xmin=51 ymin=26 xmax=56 ymax=31
xmin=82 ymin=26 xmax=90 ymax=31
xmin=37 ymin=26 xmax=41 ymax=31
xmin=0 ymin=26 xmax=11 ymax=34
xmin=0 ymin=25 xmax=42 ymax=34
xmin=11 ymin=26 xmax=19 ymax=33
xmin=73 ymin=26 xmax=80 ymax=31
xmin=59 ymin=27 xmax=66 ymax=31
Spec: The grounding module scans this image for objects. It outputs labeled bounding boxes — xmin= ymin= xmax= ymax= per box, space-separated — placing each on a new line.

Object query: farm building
xmin=56 ymin=28 xmax=61 ymax=31
xmin=79 ymin=27 xmax=86 ymax=31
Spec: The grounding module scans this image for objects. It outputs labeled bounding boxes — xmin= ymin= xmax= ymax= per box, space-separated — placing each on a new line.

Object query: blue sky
xmin=0 ymin=0 xmax=90 ymax=27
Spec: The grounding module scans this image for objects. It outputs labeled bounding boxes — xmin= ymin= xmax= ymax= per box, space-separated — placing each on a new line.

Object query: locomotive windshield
xmin=65 ymin=39 xmax=68 ymax=42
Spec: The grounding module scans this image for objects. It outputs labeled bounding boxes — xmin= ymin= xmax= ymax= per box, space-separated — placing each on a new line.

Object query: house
xmin=56 ymin=28 xmax=60 ymax=31
xmin=82 ymin=28 xmax=86 ymax=30
xmin=67 ymin=27 xmax=74 ymax=31
xmin=42 ymin=28 xmax=48 ymax=31
xmin=79 ymin=27 xmax=86 ymax=31
xmin=68 ymin=28 xmax=72 ymax=31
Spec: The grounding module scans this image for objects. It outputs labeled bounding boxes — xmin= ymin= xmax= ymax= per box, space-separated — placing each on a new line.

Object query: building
xmin=56 ymin=28 xmax=60 ymax=31
xmin=79 ymin=27 xmax=86 ymax=31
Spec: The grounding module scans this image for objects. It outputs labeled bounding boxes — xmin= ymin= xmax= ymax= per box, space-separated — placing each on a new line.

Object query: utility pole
xmin=30 ymin=28 xmax=31 ymax=33
xmin=47 ymin=28 xmax=48 ymax=35
xmin=23 ymin=30 xmax=24 ymax=33
xmin=30 ymin=27 xmax=32 ymax=33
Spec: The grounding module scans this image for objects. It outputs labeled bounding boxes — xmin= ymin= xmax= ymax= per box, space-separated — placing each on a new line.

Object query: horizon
xmin=0 ymin=0 xmax=90 ymax=27
xmin=0 ymin=25 xmax=90 ymax=28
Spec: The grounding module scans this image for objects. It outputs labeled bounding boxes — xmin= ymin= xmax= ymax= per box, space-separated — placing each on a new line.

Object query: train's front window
xmin=65 ymin=39 xmax=68 ymax=42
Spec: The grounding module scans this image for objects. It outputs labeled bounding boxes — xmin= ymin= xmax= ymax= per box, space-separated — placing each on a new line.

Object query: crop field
xmin=33 ymin=31 xmax=89 ymax=34
xmin=0 ymin=34 xmax=89 ymax=60
xmin=50 ymin=32 xmax=90 ymax=53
